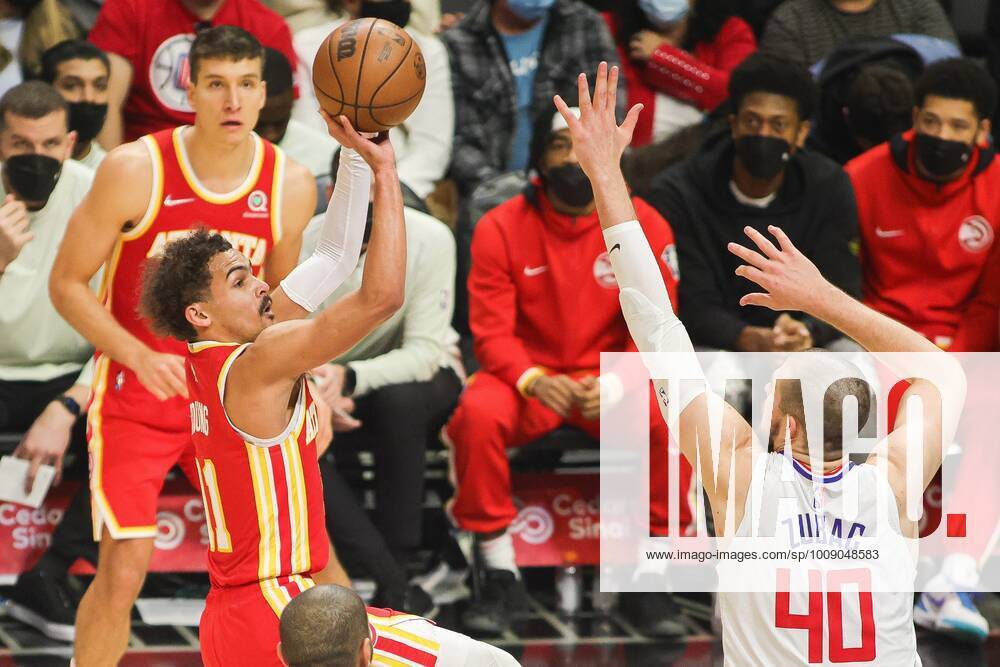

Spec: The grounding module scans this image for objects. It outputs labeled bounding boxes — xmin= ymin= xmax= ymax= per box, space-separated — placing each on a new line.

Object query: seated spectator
xmin=0 ymin=81 xmax=100 ymax=642
xmin=760 ymin=0 xmax=957 ymax=69
xmin=304 ymin=150 xmax=464 ymax=608
xmin=808 ymin=37 xmax=922 ymax=164
xmin=40 ymin=40 xmax=111 ymax=170
xmin=847 ymin=58 xmax=1000 ymax=354
xmin=644 ymin=54 xmax=862 ymax=352
xmin=293 ymin=0 xmax=453 ymax=203
xmin=256 ymin=47 xmax=338 ymax=212
xmin=88 ymin=0 xmax=297 ymax=146
xmin=442 ymin=0 xmax=619 ymax=198
xmin=0 ymin=0 xmax=77 ymax=96
xmin=603 ymin=0 xmax=756 ymax=146
xmin=443 ymin=108 xmax=691 ymax=637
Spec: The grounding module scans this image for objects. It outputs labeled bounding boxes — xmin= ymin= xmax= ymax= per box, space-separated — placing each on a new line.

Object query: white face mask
xmin=638 ymin=0 xmax=689 ymax=25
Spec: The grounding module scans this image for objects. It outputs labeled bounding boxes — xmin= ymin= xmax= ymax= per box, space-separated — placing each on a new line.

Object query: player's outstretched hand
xmin=319 ymin=111 xmax=395 ymax=174
xmin=553 ymin=61 xmax=642 ymax=184
xmin=728 ymin=225 xmax=835 ymax=314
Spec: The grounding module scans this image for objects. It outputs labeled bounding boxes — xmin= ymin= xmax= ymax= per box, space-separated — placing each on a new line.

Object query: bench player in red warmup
xmin=559 ymin=62 xmax=966 ymax=666
xmin=137 ymin=115 xmax=403 ymax=665
xmin=48 ymin=25 xmax=369 ymax=666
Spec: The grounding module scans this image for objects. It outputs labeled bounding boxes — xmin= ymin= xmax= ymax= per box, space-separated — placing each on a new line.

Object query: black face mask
xmin=914 ymin=133 xmax=973 ymax=179
xmin=68 ymin=101 xmax=108 ymax=146
xmin=734 ymin=135 xmax=791 ymax=180
xmin=360 ymin=0 xmax=412 ymax=27
xmin=5 ymin=154 xmax=61 ymax=208
xmin=545 ymin=163 xmax=594 ymax=208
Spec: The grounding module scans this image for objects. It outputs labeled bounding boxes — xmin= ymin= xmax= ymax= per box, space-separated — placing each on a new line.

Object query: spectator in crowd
xmin=0 ymin=0 xmax=77 ymax=96
xmin=88 ymin=0 xmax=297 ymax=146
xmin=40 ymin=40 xmax=111 ymax=171
xmin=268 ymin=0 xmax=442 ymax=35
xmin=293 ymin=0 xmax=453 ymax=204
xmin=807 ymin=37 xmax=922 ymax=164
xmin=603 ymin=0 xmax=756 ymax=146
xmin=305 ymin=149 xmax=464 ymax=609
xmin=442 ymin=0 xmax=619 ymax=198
xmin=644 ymin=54 xmax=862 ymax=352
xmin=0 ymin=81 xmax=99 ymax=643
xmin=761 ymin=0 xmax=957 ymax=69
xmin=848 ymin=59 xmax=1000 ymax=643
xmin=256 ymin=47 xmax=338 ymax=212
xmin=847 ymin=58 xmax=1000 ymax=354
xmin=443 ymin=108 xmax=691 ymax=637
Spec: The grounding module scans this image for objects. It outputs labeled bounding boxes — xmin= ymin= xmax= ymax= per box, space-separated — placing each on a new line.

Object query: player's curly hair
xmin=139 ymin=228 xmax=232 ymax=342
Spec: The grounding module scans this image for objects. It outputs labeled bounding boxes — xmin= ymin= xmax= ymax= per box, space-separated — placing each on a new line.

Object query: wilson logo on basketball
xmin=958 ymin=215 xmax=993 ymax=252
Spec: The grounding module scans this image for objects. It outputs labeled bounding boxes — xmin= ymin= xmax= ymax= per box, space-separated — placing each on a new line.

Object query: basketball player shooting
xmin=555 ymin=62 xmax=967 ymax=666
xmin=134 ymin=116 xmax=403 ymax=666
xmin=48 ymin=26 xmax=371 ymax=665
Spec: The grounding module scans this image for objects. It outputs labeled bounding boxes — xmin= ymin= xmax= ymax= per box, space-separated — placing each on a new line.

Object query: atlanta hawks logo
xmin=958 ymin=215 xmax=994 ymax=252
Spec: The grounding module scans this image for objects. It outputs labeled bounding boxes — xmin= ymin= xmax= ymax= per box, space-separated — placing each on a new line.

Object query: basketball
xmin=311 ymin=18 xmax=426 ymax=133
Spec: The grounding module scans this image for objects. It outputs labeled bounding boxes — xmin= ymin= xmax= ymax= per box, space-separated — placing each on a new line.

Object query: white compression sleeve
xmin=279 ymin=147 xmax=372 ymax=312
xmin=602 ymin=221 xmax=707 ymax=420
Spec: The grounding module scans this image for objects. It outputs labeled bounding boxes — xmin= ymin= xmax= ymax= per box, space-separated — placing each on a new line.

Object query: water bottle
xmin=555 ymin=565 xmax=582 ymax=615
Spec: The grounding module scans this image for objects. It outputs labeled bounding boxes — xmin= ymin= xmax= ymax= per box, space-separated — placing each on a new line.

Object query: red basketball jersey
xmin=366 ymin=607 xmax=440 ymax=666
xmin=187 ymin=341 xmax=328 ymax=609
xmin=93 ymin=126 xmax=286 ymax=431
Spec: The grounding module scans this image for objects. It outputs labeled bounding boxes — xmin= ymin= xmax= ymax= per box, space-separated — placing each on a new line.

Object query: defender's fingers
xmin=740 ymin=293 xmax=775 ymax=308
xmin=727 ymin=241 xmax=771 ymax=270
xmin=767 ymin=225 xmax=797 ymax=254
xmin=593 ymin=61 xmax=609 ymax=112
xmin=577 ymin=73 xmax=592 ymax=113
xmin=734 ymin=264 xmax=769 ymax=286
xmin=744 ymin=226 xmax=782 ymax=260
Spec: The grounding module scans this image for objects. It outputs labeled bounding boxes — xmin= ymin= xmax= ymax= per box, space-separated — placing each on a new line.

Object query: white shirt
xmin=718 ymin=452 xmax=920 ymax=667
xmin=293 ymin=19 xmax=454 ymax=198
xmin=0 ymin=18 xmax=23 ymax=98
xmin=74 ymin=142 xmax=107 ymax=171
xmin=0 ymin=160 xmax=99 ymax=382
xmin=300 ymin=206 xmax=461 ymax=396
xmin=279 ymin=118 xmax=338 ymax=178
xmin=652 ymin=93 xmax=703 ymax=143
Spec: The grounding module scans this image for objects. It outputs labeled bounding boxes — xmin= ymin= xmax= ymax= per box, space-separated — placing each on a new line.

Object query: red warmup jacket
xmin=846 ymin=131 xmax=1000 ymax=351
xmin=603 ymin=13 xmax=756 ymax=147
xmin=469 ymin=188 xmax=679 ymax=390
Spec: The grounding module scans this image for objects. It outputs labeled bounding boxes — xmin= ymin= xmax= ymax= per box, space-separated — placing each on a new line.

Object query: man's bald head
xmin=279 ymin=585 xmax=370 ymax=667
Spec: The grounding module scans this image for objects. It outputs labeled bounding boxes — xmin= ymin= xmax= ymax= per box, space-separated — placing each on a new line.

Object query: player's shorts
xmin=87 ymin=414 xmax=196 ymax=540
xmin=87 ymin=354 xmax=196 ymax=540
xmin=200 ymin=576 xmax=316 ymax=667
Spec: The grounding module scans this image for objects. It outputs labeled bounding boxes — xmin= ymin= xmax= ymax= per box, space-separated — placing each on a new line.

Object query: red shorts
xmin=200 ymin=576 xmax=315 ymax=667
xmin=87 ymin=355 xmax=197 ymax=539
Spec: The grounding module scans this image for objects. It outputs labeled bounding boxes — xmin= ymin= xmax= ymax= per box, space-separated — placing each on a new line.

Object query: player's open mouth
xmin=222 ymin=120 xmax=242 ymax=127
xmin=259 ymin=295 xmax=272 ymax=317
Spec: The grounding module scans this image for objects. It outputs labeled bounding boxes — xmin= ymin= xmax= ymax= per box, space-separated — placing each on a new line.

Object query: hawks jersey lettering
xmin=186 ymin=341 xmax=328 ymax=612
xmin=94 ymin=126 xmax=285 ymax=430
xmin=367 ymin=607 xmax=440 ymax=666
xmin=719 ymin=453 xmax=920 ymax=666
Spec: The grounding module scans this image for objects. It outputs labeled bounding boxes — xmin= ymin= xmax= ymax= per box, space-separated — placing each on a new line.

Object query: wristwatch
xmin=54 ymin=394 xmax=82 ymax=418
xmin=341 ymin=365 xmax=357 ymax=397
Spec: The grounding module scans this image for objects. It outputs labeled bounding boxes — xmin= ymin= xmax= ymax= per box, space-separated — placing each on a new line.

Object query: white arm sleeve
xmin=279 ymin=147 xmax=371 ymax=312
xmin=602 ymin=221 xmax=708 ymax=421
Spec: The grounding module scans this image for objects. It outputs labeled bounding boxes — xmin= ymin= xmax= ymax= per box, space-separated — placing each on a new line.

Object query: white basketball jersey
xmin=718 ymin=452 xmax=921 ymax=667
